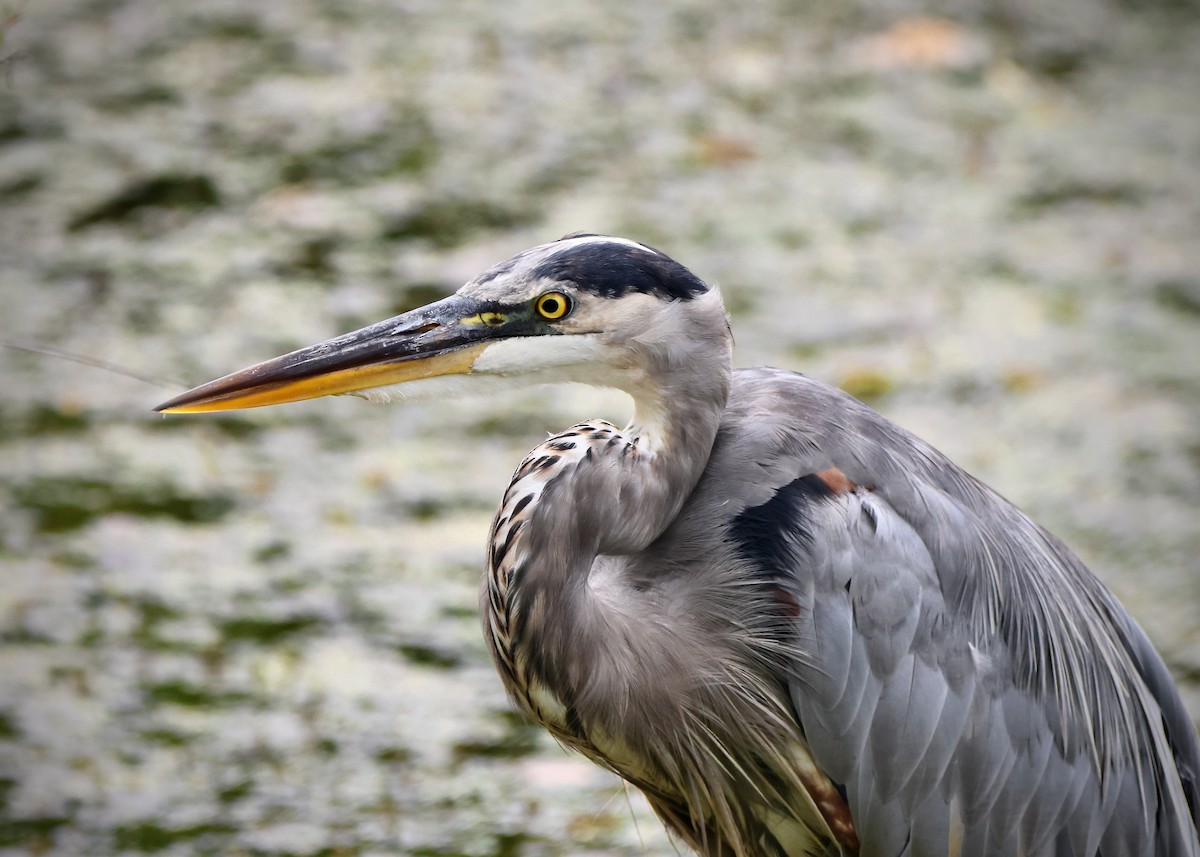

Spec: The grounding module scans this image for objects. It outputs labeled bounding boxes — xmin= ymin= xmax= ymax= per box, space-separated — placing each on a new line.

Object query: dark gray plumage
xmin=157 ymin=234 xmax=1200 ymax=856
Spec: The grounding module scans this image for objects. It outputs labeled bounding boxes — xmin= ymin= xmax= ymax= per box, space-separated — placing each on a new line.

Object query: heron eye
xmin=534 ymin=292 xmax=572 ymax=320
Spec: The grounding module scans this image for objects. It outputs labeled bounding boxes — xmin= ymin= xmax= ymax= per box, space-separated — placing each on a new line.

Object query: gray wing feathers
xmin=719 ymin=368 xmax=1200 ymax=855
xmin=1109 ymin=607 xmax=1200 ymax=839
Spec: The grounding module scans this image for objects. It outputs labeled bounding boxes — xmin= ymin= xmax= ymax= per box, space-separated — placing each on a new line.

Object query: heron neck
xmin=616 ymin=365 xmax=731 ymax=549
xmin=485 ymin=349 xmax=730 ymax=724
xmin=485 ymin=291 xmax=734 ymax=712
xmin=531 ymin=349 xmax=731 ymax=604
xmin=609 ymin=290 xmax=735 ymax=544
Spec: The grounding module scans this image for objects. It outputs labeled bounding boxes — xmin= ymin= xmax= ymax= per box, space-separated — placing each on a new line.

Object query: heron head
xmin=154 ymin=234 xmax=731 ymax=415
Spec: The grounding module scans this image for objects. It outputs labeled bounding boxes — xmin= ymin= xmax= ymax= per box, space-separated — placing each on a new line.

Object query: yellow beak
xmin=155 ymin=294 xmax=497 ymax=414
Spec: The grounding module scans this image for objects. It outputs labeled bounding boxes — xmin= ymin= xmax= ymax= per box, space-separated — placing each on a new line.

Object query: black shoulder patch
xmin=529 ymin=241 xmax=708 ymax=301
xmin=730 ymin=474 xmax=833 ymax=578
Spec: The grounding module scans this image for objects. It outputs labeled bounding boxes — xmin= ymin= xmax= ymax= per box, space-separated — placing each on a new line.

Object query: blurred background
xmin=1 ymin=0 xmax=1198 ymax=854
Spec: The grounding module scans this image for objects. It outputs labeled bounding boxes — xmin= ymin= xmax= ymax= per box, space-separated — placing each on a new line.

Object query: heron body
xmin=157 ymin=234 xmax=1200 ymax=856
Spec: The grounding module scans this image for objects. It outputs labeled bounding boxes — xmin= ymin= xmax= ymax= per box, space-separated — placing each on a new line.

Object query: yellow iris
xmin=534 ymin=292 xmax=571 ymax=320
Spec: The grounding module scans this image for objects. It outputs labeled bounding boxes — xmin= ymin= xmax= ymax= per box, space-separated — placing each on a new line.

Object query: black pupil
xmin=542 ymin=297 xmax=560 ymax=315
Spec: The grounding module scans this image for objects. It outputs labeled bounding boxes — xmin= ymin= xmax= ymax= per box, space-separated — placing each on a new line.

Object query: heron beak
xmin=155 ymin=294 xmax=501 ymax=414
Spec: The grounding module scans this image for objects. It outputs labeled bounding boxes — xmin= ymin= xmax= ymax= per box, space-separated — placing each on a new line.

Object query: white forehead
xmin=458 ymin=235 xmax=655 ymax=302
xmin=551 ymin=234 xmax=648 ymax=253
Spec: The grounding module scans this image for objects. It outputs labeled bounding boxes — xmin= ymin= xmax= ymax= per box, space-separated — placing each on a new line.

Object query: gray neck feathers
xmin=500 ymin=292 xmax=733 ymax=703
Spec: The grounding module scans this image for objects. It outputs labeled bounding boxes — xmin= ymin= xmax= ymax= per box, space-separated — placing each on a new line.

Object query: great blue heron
xmin=157 ymin=234 xmax=1199 ymax=856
